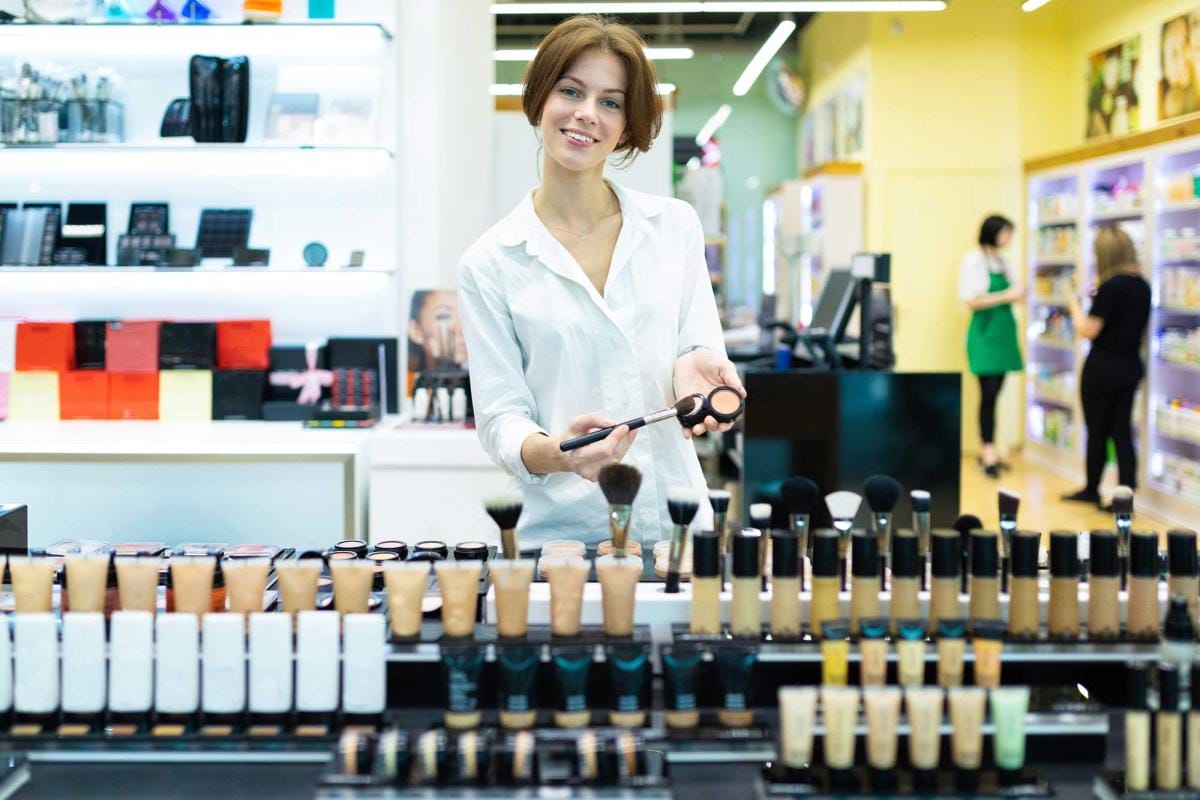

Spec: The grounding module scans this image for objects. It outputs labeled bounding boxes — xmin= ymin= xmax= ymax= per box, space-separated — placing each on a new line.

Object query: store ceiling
xmin=494 ymin=6 xmax=814 ymax=46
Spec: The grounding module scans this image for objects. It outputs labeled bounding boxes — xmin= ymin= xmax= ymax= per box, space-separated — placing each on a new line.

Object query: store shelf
xmin=1037 ymin=216 xmax=1077 ymax=227
xmin=1030 ymin=394 xmax=1074 ymax=410
xmin=1154 ymin=429 xmax=1200 ymax=449
xmin=0 ymin=265 xmax=394 ymax=274
xmin=1156 ymin=359 xmax=1200 ymax=374
xmin=1031 ymin=295 xmax=1070 ymax=307
xmin=0 ymin=19 xmax=394 ymax=45
xmin=1157 ymin=306 xmax=1200 ymax=316
xmin=1089 ymin=208 xmax=1144 ymax=223
xmin=1034 ymin=258 xmax=1077 ymax=269
xmin=0 ymin=143 xmax=394 ymax=156
xmin=1031 ymin=338 xmax=1076 ymax=352
xmin=1160 ymin=198 xmax=1200 ymax=213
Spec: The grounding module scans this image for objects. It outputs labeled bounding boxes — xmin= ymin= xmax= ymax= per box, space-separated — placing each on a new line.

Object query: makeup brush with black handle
xmin=1112 ymin=485 xmax=1134 ymax=590
xmin=779 ymin=476 xmax=819 ymax=591
xmin=864 ymin=475 xmax=902 ymax=591
xmin=910 ymin=490 xmax=932 ymax=590
xmin=665 ymin=487 xmax=701 ymax=593
xmin=749 ymin=502 xmax=773 ymax=591
xmin=953 ymin=514 xmax=983 ymax=595
xmin=709 ymin=489 xmax=732 ymax=589
xmin=599 ymin=463 xmax=642 ymax=559
xmin=825 ymin=491 xmax=862 ymax=592
xmin=997 ymin=489 xmax=1020 ymax=594
xmin=560 ymin=395 xmax=704 ymax=452
xmin=484 ymin=491 xmax=524 ymax=559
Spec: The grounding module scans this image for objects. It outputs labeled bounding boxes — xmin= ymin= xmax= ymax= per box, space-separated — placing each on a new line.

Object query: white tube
xmin=61 ymin=613 xmax=106 ymax=715
xmin=202 ymin=613 xmax=246 ymax=715
xmin=155 ymin=613 xmax=200 ymax=714
xmin=296 ymin=610 xmax=339 ymax=713
xmin=109 ymin=611 xmax=153 ymax=714
xmin=342 ymin=613 xmax=386 ymax=715
xmin=14 ymin=613 xmax=58 ymax=715
xmin=248 ymin=612 xmax=293 ymax=715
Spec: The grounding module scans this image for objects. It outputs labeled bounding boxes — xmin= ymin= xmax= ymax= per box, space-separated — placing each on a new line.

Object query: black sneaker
xmin=1061 ymin=489 xmax=1101 ymax=504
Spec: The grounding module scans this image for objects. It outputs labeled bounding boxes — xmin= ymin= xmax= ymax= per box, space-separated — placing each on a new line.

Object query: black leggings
xmin=978 ymin=374 xmax=1005 ymax=445
xmin=1082 ymin=380 xmax=1139 ymax=493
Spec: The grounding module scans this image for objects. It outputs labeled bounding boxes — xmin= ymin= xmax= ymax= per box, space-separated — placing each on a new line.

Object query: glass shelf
xmin=0 ymin=20 xmax=392 ymax=38
xmin=0 ymin=265 xmax=394 ymax=274
xmin=0 ymin=143 xmax=393 ymax=155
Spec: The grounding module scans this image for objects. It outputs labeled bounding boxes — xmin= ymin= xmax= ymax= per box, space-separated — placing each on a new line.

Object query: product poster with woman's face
xmin=407 ymin=289 xmax=468 ymax=375
xmin=1086 ymin=36 xmax=1140 ymax=139
xmin=1161 ymin=10 xmax=1200 ymax=122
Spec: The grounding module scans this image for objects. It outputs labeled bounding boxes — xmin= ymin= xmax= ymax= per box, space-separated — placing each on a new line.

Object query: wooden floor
xmin=959 ymin=454 xmax=1173 ymax=534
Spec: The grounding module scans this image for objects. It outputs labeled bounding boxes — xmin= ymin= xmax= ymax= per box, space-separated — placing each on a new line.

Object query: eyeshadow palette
xmin=196 ymin=208 xmax=252 ymax=259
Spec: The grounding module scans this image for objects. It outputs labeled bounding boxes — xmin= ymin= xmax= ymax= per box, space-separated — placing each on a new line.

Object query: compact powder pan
xmin=707 ymin=385 xmax=745 ymax=423
xmin=675 ymin=393 xmax=709 ymax=428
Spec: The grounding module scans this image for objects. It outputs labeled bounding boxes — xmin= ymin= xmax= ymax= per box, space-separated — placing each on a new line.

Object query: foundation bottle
xmin=224 ymin=558 xmax=270 ymax=617
xmin=490 ymin=560 xmax=535 ymax=638
xmin=849 ymin=532 xmax=880 ymax=636
xmin=1087 ymin=532 xmax=1121 ymax=639
xmin=1157 ymin=663 xmax=1182 ymax=791
xmin=1127 ymin=531 xmax=1161 ymax=639
xmin=1048 ymin=531 xmax=1080 ymax=640
xmin=1006 ymin=531 xmax=1040 ymax=639
xmin=275 ymin=559 xmax=322 ymax=621
xmin=968 ymin=531 xmax=1000 ymax=625
xmin=116 ymin=557 xmax=161 ymax=614
xmin=1189 ymin=664 xmax=1200 ymax=790
xmin=1126 ymin=662 xmax=1150 ymax=792
xmin=596 ymin=556 xmax=641 ymax=637
xmin=809 ymin=531 xmax=841 ymax=637
xmin=545 ymin=557 xmax=589 ymax=637
xmin=169 ymin=556 xmax=217 ymax=616
xmin=435 ymin=561 xmax=483 ymax=637
xmin=690 ymin=531 xmax=722 ymax=636
xmin=928 ymin=530 xmax=962 ymax=635
xmin=769 ymin=531 xmax=802 ymax=639
xmin=730 ymin=531 xmax=762 ymax=639
xmin=888 ymin=532 xmax=920 ymax=636
xmin=11 ymin=556 xmax=56 ymax=613
xmin=1167 ymin=530 xmax=1198 ymax=626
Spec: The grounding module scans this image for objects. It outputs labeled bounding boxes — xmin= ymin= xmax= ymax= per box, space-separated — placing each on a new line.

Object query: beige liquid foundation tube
xmin=64 ymin=552 xmax=110 ymax=613
xmin=928 ymin=530 xmax=962 ymax=635
xmin=275 ymin=559 xmax=322 ymax=621
xmin=777 ymin=686 xmax=817 ymax=772
xmin=968 ymin=531 xmax=1000 ymax=625
xmin=1126 ymin=663 xmax=1151 ymax=792
xmin=490 ymin=559 xmax=535 ymax=638
xmin=820 ymin=686 xmax=860 ymax=773
xmin=849 ymin=532 xmax=881 ymax=636
xmin=948 ymin=687 xmax=987 ymax=772
xmin=1127 ymin=531 xmax=1161 ymax=639
xmin=545 ymin=556 xmax=589 ymax=637
xmin=888 ymin=532 xmax=921 ymax=636
xmin=596 ymin=556 xmax=641 ymax=637
xmin=1087 ymin=532 xmax=1121 ymax=639
xmin=1006 ymin=531 xmax=1040 ymax=639
xmin=730 ymin=531 xmax=762 ymax=638
xmin=809 ymin=531 xmax=841 ymax=637
xmin=690 ymin=532 xmax=722 ymax=635
xmin=224 ymin=558 xmax=270 ymax=617
xmin=905 ymin=687 xmax=944 ymax=772
xmin=169 ymin=556 xmax=216 ymax=616
xmin=116 ymin=557 xmax=161 ymax=613
xmin=1048 ymin=532 xmax=1080 ymax=639
xmin=331 ymin=560 xmax=375 ymax=615
xmin=863 ymin=687 xmax=902 ymax=772
xmin=769 ymin=531 xmax=802 ymax=639
xmin=11 ymin=556 xmax=56 ymax=613
xmin=435 ymin=562 xmax=483 ymax=637
xmin=384 ymin=562 xmax=430 ymax=638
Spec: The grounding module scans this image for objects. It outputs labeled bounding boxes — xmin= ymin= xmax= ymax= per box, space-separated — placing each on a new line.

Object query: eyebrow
xmin=560 ymin=74 xmax=626 ymax=95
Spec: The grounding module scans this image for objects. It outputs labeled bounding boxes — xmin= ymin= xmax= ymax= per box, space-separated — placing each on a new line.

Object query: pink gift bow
xmin=268 ymin=342 xmax=332 ymax=405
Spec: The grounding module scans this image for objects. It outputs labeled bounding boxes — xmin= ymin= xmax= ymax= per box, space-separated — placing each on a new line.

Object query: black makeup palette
xmin=196 ymin=209 xmax=252 ymax=259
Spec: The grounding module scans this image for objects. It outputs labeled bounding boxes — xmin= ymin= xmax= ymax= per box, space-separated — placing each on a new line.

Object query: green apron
xmin=967 ymin=268 xmax=1024 ymax=376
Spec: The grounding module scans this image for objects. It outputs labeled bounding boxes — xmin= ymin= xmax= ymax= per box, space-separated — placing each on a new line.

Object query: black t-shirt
xmin=1088 ymin=273 xmax=1151 ymax=359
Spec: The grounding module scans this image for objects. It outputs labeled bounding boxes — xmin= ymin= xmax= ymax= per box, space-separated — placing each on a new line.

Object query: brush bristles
xmin=864 ymin=475 xmax=902 ymax=513
xmin=599 ymin=463 xmax=642 ymax=507
xmin=825 ymin=491 xmax=862 ymax=521
xmin=484 ymin=491 xmax=523 ymax=530
xmin=675 ymin=395 xmax=703 ymax=417
xmin=779 ymin=476 xmax=819 ymax=514
xmin=998 ymin=488 xmax=1020 ymax=517
xmin=953 ymin=514 xmax=983 ymax=536
xmin=1112 ymin=486 xmax=1134 ymax=515
xmin=749 ymin=502 xmax=773 ymax=529
xmin=667 ymin=487 xmax=702 ymax=525
xmin=709 ymin=489 xmax=731 ymax=513
xmin=910 ymin=490 xmax=931 ymax=513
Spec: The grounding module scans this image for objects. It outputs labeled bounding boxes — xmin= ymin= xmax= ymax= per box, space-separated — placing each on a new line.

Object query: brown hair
xmin=1094 ymin=226 xmax=1141 ymax=284
xmin=522 ymin=15 xmax=663 ymax=164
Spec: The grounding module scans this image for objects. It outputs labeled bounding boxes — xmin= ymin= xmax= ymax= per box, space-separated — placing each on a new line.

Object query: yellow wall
xmin=799 ymin=0 xmax=1194 ymax=457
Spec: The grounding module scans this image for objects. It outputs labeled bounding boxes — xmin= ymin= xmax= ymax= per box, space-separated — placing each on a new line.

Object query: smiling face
xmin=538 ymin=48 xmax=629 ymax=177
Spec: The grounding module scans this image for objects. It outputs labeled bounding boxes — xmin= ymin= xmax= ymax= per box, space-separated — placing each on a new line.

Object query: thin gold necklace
xmin=541 ymin=197 xmax=621 ymax=242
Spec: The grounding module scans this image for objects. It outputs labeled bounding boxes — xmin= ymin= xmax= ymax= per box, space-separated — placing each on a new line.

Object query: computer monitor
xmin=808 ymin=268 xmax=857 ymax=340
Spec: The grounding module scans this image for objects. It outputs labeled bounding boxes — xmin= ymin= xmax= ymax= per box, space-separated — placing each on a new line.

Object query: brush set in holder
xmin=325 ymin=726 xmax=667 ymax=789
xmin=184 ymin=55 xmax=250 ymax=143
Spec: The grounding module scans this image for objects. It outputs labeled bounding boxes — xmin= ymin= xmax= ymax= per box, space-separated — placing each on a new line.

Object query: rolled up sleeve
xmin=676 ymin=208 xmax=727 ymax=358
xmin=457 ymin=253 xmax=550 ymax=486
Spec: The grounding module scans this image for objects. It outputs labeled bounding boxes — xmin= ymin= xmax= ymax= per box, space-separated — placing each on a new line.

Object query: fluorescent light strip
xmin=1020 ymin=0 xmax=1052 ymax=10
xmin=491 ymin=82 xmax=676 ymax=95
xmin=491 ymin=2 xmax=947 ymax=13
xmin=733 ymin=19 xmax=796 ymax=97
xmin=495 ymin=46 xmax=694 ymax=60
xmin=695 ymin=103 xmax=732 ymax=146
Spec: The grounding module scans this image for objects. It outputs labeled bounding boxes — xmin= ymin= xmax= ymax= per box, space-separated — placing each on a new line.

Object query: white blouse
xmin=457 ymin=181 xmax=725 ymax=545
xmin=957 ymin=248 xmax=1016 ymax=303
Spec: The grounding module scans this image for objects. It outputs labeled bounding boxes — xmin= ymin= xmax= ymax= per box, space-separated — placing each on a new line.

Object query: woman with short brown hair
xmin=457 ymin=15 xmax=743 ymax=543
xmin=1062 ymin=226 xmax=1151 ymax=506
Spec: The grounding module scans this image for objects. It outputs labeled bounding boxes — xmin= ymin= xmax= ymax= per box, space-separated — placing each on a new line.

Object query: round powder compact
xmin=541 ymin=540 xmax=586 ymax=559
xmin=333 ymin=539 xmax=368 ymax=558
xmin=597 ymin=540 xmax=643 ymax=558
xmin=454 ymin=541 xmax=489 ymax=561
xmin=538 ymin=553 xmax=585 ymax=579
xmin=414 ymin=541 xmax=450 ymax=560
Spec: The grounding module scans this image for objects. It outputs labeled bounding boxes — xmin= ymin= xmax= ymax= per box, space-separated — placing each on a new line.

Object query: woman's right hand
xmin=556 ymin=412 xmax=638 ymax=482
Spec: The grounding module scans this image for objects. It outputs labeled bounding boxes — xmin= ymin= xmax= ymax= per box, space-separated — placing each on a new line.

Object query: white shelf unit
xmin=1025 ymin=168 xmax=1081 ymax=475
xmin=1026 ymin=133 xmax=1200 ymax=527
xmin=0 ymin=12 xmax=406 ymax=545
xmin=766 ymin=166 xmax=863 ymax=328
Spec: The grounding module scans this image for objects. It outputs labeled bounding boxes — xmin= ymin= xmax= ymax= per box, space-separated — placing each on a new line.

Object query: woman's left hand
xmin=673 ymin=348 xmax=747 ymax=439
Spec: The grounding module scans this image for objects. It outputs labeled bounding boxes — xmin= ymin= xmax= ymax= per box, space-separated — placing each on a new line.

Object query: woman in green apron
xmin=958 ymin=214 xmax=1025 ymax=478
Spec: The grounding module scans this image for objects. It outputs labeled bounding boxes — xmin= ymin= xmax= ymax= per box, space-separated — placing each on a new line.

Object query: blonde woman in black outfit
xmin=1062 ymin=226 xmax=1151 ymax=507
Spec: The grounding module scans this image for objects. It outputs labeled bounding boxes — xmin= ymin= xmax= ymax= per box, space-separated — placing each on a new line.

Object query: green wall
xmin=497 ymin=43 xmax=800 ymax=313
